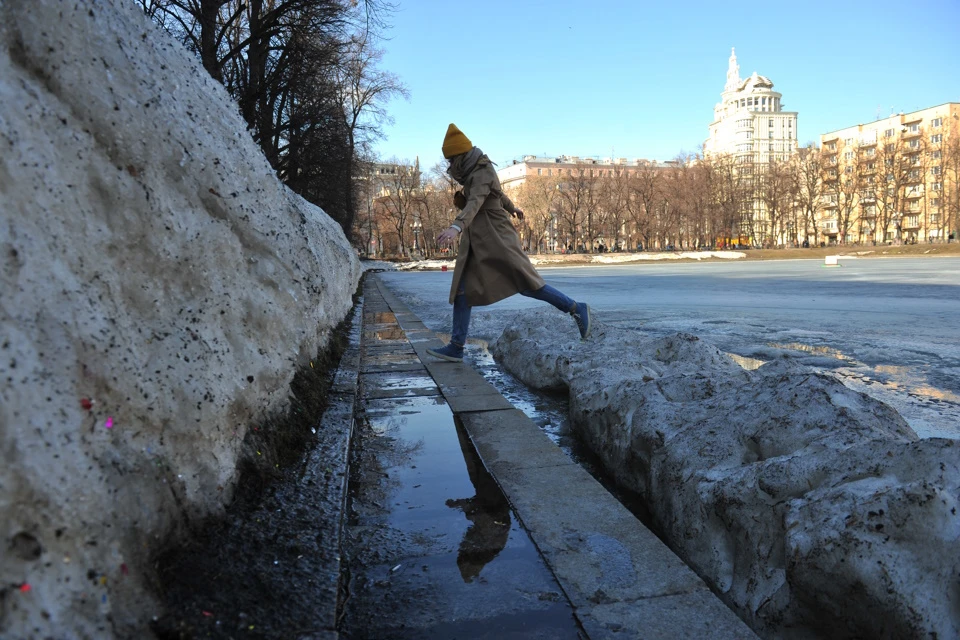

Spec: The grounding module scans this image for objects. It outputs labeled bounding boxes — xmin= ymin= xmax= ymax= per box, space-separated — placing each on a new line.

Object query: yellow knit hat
xmin=442 ymin=123 xmax=472 ymax=159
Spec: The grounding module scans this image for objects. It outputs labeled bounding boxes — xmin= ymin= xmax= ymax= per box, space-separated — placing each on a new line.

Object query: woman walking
xmin=427 ymin=123 xmax=592 ymax=363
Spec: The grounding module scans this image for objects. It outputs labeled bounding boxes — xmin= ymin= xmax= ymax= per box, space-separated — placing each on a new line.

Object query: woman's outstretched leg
xmin=427 ymin=284 xmax=471 ymax=362
xmin=520 ymin=284 xmax=593 ymax=340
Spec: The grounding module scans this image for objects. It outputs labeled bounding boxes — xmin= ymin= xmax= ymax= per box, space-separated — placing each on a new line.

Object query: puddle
xmin=342 ymin=384 xmax=580 ymax=638
xmin=364 ymin=326 xmax=407 ymax=341
xmin=362 ymin=371 xmax=438 ymax=393
xmin=727 ymin=352 xmax=765 ymax=370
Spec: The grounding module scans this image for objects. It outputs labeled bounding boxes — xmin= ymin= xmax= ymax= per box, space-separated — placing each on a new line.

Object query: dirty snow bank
xmin=393 ymin=251 xmax=746 ymax=271
xmin=492 ymin=311 xmax=960 ymax=638
xmin=0 ymin=1 xmax=359 ymax=637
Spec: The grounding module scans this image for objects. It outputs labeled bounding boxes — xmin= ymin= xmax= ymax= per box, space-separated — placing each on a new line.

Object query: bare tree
xmin=938 ymin=114 xmax=960 ymax=241
xmin=626 ymin=165 xmax=661 ymax=250
xmin=514 ymin=174 xmax=560 ymax=253
xmin=375 ymin=158 xmax=421 ymax=257
xmin=598 ymin=165 xmax=631 ymax=250
xmin=874 ymin=127 xmax=920 ymax=243
xmin=792 ymin=144 xmax=823 ymax=246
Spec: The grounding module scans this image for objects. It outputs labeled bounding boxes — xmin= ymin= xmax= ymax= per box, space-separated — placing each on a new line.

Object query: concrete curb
xmin=370 ymin=275 xmax=757 ymax=639
xmin=301 ymin=284 xmax=365 ymax=640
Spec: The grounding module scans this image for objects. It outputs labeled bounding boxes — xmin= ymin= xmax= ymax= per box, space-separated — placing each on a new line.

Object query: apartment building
xmin=704 ymin=48 xmax=798 ymax=164
xmin=497 ymin=155 xmax=662 ymax=191
xmin=819 ymin=103 xmax=959 ymax=244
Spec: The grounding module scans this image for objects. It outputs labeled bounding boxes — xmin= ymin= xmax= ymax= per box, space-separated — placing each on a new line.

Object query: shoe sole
xmin=426 ymin=348 xmax=463 ymax=363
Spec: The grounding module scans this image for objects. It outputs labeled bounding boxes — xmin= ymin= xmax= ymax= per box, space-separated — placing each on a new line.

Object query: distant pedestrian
xmin=427 ymin=124 xmax=592 ymax=363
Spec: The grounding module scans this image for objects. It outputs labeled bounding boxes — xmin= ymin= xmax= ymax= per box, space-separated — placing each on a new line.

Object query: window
xmin=932 ymin=117 xmax=942 ymax=128
xmin=548 ymin=169 xmax=552 ymax=176
xmin=826 ymin=142 xmax=836 ymax=151
xmin=537 ymin=168 xmax=542 ymax=176
xmin=908 ymin=139 xmax=919 ymax=149
xmin=931 ymin=134 xmax=942 ymax=144
xmin=931 ymin=199 xmax=941 ymax=209
xmin=884 ymin=128 xmax=895 ymax=138
xmin=868 ymin=162 xmax=875 ymax=170
xmin=906 ymin=215 xmax=919 ymax=227
xmin=845 ymin=138 xmax=855 ymax=146
xmin=932 ymin=150 xmax=942 ymax=159
xmin=931 ymin=166 xmax=941 ymax=176
xmin=845 ymin=166 xmax=853 ymax=174
xmin=885 ymin=144 xmax=895 ymax=153
xmin=845 ymin=151 xmax=854 ymax=159
xmin=769 ymin=131 xmax=774 ymax=139
xmin=769 ymin=119 xmax=774 ymax=127
xmin=906 ymin=123 xmax=920 ymax=133
xmin=932 ymin=181 xmax=942 ymax=191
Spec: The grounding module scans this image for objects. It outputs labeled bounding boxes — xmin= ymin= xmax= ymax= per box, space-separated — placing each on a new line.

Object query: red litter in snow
xmin=105 ymin=417 xmax=114 ymax=429
xmin=80 ymin=398 xmax=93 ymax=410
xmin=441 ymin=265 xmax=448 ymax=271
xmin=19 ymin=584 xmax=31 ymax=593
xmin=202 ymin=611 xmax=213 ymax=617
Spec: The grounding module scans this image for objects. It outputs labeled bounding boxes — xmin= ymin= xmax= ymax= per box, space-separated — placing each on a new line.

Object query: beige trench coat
xmin=449 ymin=157 xmax=544 ymax=306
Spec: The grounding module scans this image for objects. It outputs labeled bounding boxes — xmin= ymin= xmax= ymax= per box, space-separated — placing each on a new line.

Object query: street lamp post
xmin=412 ymin=218 xmax=422 ymax=256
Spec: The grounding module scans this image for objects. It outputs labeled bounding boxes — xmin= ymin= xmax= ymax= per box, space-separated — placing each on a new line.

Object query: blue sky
xmin=372 ymin=0 xmax=960 ymax=169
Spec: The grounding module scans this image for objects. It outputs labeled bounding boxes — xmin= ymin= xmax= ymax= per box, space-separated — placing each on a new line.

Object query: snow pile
xmin=492 ymin=311 xmax=960 ymax=638
xmin=0 ymin=1 xmax=359 ymax=637
xmin=394 ymin=258 xmax=453 ymax=271
xmin=588 ymin=250 xmax=746 ymax=263
xmin=390 ymin=251 xmax=746 ymax=272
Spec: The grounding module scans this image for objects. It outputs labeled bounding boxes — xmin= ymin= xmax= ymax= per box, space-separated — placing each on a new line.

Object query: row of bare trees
xmin=138 ymin=0 xmax=406 ymax=234
xmin=355 ymin=118 xmax=960 ymax=257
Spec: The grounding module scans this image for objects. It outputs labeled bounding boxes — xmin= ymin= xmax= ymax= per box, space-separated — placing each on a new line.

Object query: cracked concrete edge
xmin=301 ymin=282 xmax=367 ymax=640
xmin=369 ymin=275 xmax=758 ymax=639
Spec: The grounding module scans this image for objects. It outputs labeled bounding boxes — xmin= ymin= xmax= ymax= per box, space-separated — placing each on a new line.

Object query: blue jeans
xmin=450 ymin=282 xmax=575 ymax=346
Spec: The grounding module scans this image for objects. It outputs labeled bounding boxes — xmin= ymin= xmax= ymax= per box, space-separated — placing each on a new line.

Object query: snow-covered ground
xmin=390 ymin=250 xmax=747 ymax=271
xmin=377 ymin=257 xmax=960 ymax=439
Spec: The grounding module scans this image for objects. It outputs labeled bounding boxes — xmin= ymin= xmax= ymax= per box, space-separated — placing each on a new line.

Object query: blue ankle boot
xmin=571 ymin=302 xmax=592 ymax=340
xmin=427 ymin=342 xmax=464 ymax=362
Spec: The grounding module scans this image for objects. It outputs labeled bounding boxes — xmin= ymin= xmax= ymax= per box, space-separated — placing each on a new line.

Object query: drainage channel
xmin=337 ymin=299 xmax=584 ymax=638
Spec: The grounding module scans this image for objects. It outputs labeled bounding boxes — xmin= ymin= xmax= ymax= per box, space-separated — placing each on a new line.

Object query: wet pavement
xmin=339 ymin=285 xmax=582 ymax=639
xmin=335 ymin=275 xmax=757 ymax=639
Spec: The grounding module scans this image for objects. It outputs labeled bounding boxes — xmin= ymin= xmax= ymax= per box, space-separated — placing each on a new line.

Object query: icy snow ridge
xmin=492 ymin=309 xmax=960 ymax=638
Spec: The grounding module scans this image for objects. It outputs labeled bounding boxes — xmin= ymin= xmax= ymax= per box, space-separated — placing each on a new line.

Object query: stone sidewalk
xmin=326 ymin=274 xmax=757 ymax=639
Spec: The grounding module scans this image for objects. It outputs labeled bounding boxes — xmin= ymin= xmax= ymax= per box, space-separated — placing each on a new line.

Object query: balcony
xmin=902 ymin=127 xmax=922 ymax=138
xmin=904 ymin=186 xmax=925 ymax=199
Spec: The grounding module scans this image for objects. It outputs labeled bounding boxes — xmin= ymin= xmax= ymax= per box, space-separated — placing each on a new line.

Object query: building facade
xmin=704 ymin=48 xmax=798 ymax=164
xmin=497 ymin=155 xmax=661 ymax=191
xmin=818 ymin=103 xmax=959 ymax=245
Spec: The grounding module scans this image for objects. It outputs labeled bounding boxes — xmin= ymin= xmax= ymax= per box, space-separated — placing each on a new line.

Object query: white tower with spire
xmin=704 ymin=47 xmax=798 ymax=164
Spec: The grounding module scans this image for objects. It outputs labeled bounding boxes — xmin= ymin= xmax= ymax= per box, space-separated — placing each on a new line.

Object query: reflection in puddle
xmin=366 ymin=327 xmax=406 ymax=341
xmin=447 ymin=417 xmax=511 ymax=583
xmin=363 ymin=372 xmax=437 ymax=392
xmin=369 ymin=312 xmax=396 ymax=323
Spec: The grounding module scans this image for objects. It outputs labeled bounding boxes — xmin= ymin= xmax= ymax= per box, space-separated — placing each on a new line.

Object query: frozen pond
xmin=376 ymin=257 xmax=960 ymax=440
